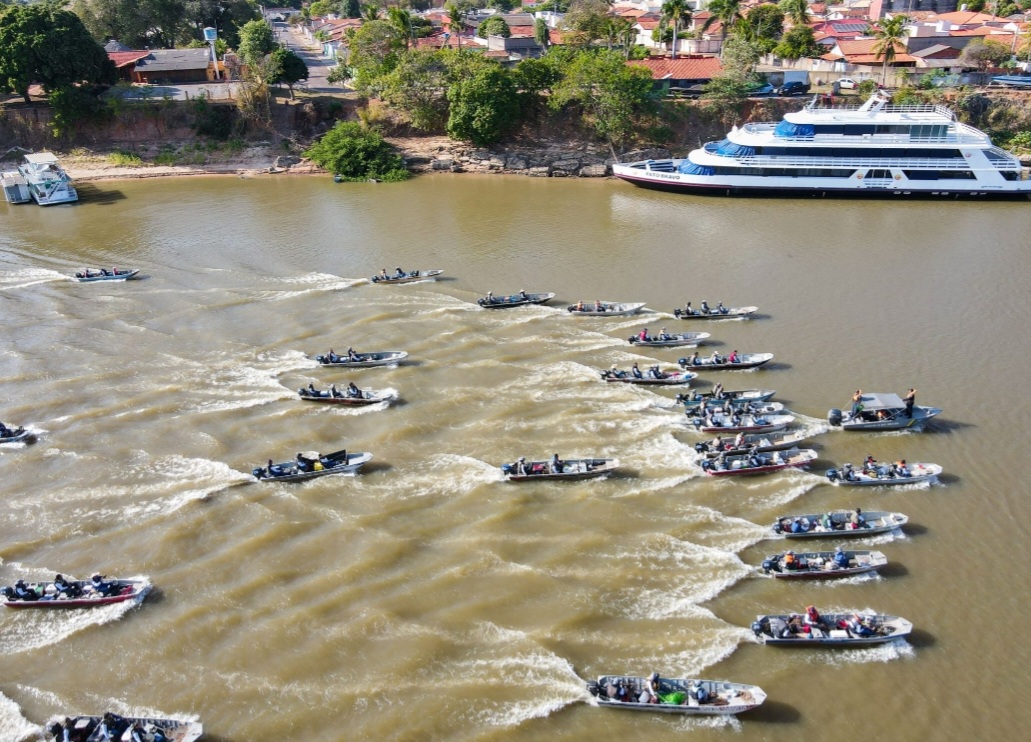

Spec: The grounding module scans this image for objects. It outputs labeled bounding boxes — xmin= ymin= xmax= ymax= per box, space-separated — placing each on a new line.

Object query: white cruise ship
xmin=613 ymin=93 xmax=1031 ymax=199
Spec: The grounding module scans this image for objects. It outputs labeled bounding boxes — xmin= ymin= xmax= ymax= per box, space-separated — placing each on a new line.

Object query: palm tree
xmin=361 ymin=3 xmax=381 ymax=21
xmin=387 ymin=6 xmax=413 ymax=50
xmin=780 ymin=0 xmax=809 ymax=28
xmin=603 ymin=17 xmax=637 ymax=56
xmin=702 ymin=0 xmax=745 ymax=55
xmin=445 ymin=2 xmax=466 ymax=49
xmin=661 ymin=0 xmax=691 ymax=59
xmin=872 ymin=14 xmax=909 ymax=86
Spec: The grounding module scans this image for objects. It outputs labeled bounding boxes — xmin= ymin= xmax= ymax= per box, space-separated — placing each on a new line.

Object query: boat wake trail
xmin=253 ymin=272 xmax=364 ymax=301
xmin=0 ymin=267 xmax=68 ymax=291
xmin=0 ymin=690 xmax=38 ymax=742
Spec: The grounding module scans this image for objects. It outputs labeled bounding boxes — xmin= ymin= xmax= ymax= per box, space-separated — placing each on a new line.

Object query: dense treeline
xmin=71 ymin=0 xmax=261 ymax=49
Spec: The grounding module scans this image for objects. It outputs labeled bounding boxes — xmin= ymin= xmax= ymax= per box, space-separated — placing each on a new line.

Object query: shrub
xmin=304 ymin=121 xmax=409 ymax=181
xmin=108 ymin=150 xmax=143 ymax=167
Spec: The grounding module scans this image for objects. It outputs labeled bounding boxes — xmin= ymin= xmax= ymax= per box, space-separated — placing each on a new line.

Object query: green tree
xmin=362 ymin=3 xmax=381 ymax=21
xmin=513 ymin=54 xmax=561 ymax=120
xmin=343 ymin=0 xmax=362 ymax=18
xmin=535 ymin=17 xmax=550 ymax=49
xmin=702 ymin=0 xmax=745 ymax=54
xmin=959 ymin=37 xmax=1012 ymax=72
xmin=778 ymin=0 xmax=809 ymax=28
xmin=182 ymin=0 xmax=261 ymax=49
xmin=703 ymin=35 xmax=761 ymax=100
xmin=872 ymin=14 xmax=908 ymax=86
xmin=304 ymin=120 xmax=409 ymax=180
xmin=488 ymin=0 xmax=514 ymax=10
xmin=478 ymin=16 xmax=511 ymax=39
xmin=741 ymin=4 xmax=784 ymax=54
xmin=0 ymin=4 xmax=116 ymax=104
xmin=562 ymin=0 xmax=611 ymax=47
xmin=446 ymin=61 xmax=521 ymax=145
xmin=444 ymin=2 xmax=467 ymax=49
xmin=380 ymin=48 xmax=450 ymax=130
xmin=272 ymin=48 xmax=308 ymax=98
xmin=308 ymin=0 xmax=337 ymax=15
xmin=603 ymin=16 xmax=637 ymax=58
xmin=661 ymin=0 xmax=691 ymax=59
xmin=549 ymin=49 xmax=655 ymax=158
xmin=773 ymin=24 xmax=822 ymax=59
xmin=347 ymin=19 xmax=405 ymax=95
xmin=387 ymin=6 xmax=414 ymax=49
xmin=237 ymin=18 xmax=277 ymax=68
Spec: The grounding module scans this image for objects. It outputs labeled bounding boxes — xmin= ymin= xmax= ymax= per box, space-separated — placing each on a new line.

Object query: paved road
xmin=276 ymin=23 xmax=349 ymax=94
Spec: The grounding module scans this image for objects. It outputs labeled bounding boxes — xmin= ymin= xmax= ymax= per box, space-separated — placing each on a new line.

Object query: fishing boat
xmin=673 ymin=303 xmax=757 ymax=319
xmin=701 ymin=447 xmax=816 ymax=476
xmin=567 ymin=301 xmax=646 ymax=316
xmin=2 ymin=577 xmax=151 ymax=608
xmin=676 ymin=388 xmax=776 ymax=410
xmin=45 ymin=713 xmax=202 ymax=742
xmin=586 ymin=674 xmax=766 ymax=715
xmin=761 ymin=549 xmax=887 ymax=579
xmin=315 ymin=350 xmax=408 ymax=367
xmin=252 ymin=449 xmax=372 ymax=482
xmin=826 ymin=461 xmax=942 ymax=486
xmin=0 ymin=425 xmax=35 ymax=444
xmin=628 ymin=330 xmax=710 ymax=347
xmin=478 ymin=291 xmax=554 ymax=308
xmin=679 ymin=352 xmax=773 ymax=371
xmin=74 ymin=268 xmax=139 ymax=282
xmin=752 ymin=611 xmax=913 ymax=646
xmin=689 ymin=413 xmax=794 ymax=434
xmin=613 ymin=93 xmax=1031 ymax=199
xmin=772 ymin=510 xmax=908 ymax=539
xmin=828 ymin=392 xmax=941 ymax=430
xmin=695 ymin=430 xmax=808 ymax=457
xmin=297 ymin=384 xmax=391 ymax=406
xmin=684 ymin=400 xmax=785 ymax=417
xmin=370 ymin=269 xmax=443 ymax=284
xmin=600 ymin=366 xmax=697 ymax=385
xmin=502 ymin=457 xmax=617 ymax=481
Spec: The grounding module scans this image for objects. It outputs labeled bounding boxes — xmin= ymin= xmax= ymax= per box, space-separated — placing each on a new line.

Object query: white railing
xmin=703 ymin=154 xmax=975 ymax=169
xmin=739 ymin=124 xmax=990 ymax=146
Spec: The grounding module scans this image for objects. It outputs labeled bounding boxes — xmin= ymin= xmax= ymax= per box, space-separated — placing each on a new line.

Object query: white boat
xmin=567 ymin=301 xmax=645 ymax=316
xmin=752 ymin=611 xmax=913 ymax=646
xmin=45 ymin=713 xmax=202 ymax=742
xmin=613 ymin=93 xmax=1031 ymax=199
xmin=826 ymin=461 xmax=941 ymax=485
xmin=690 ymin=413 xmax=794 ymax=434
xmin=701 ymin=447 xmax=816 ymax=476
xmin=587 ymin=674 xmax=766 ymax=715
xmin=601 ymin=366 xmax=697 ymax=385
xmin=16 ymin=153 xmax=78 ymax=205
xmin=370 ymin=269 xmax=443 ymax=284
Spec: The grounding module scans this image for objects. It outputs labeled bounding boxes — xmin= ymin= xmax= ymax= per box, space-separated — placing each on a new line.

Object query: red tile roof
xmin=107 ymin=51 xmax=151 ymax=68
xmin=628 ymin=56 xmax=724 ymax=80
xmin=932 ymin=11 xmax=1011 ymax=25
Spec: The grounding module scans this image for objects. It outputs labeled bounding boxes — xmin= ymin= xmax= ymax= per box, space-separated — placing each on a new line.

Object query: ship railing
xmin=720 ymin=155 xmax=1002 ymax=170
xmin=740 ymin=128 xmax=990 ymax=146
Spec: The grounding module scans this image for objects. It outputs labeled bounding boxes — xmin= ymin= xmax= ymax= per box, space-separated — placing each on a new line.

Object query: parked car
xmin=776 ymin=81 xmax=811 ymax=96
xmin=750 ymin=83 xmax=775 ymax=96
xmin=835 ymin=77 xmax=883 ymax=90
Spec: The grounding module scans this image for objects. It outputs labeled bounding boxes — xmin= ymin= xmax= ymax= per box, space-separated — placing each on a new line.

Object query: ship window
xmin=910 ymin=125 xmax=947 ymax=139
xmin=842 ymin=125 xmax=876 ymax=135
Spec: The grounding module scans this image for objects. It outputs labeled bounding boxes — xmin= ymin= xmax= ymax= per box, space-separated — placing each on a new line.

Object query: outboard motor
xmin=677 ymin=357 xmax=688 ymax=367
xmin=586 ymin=680 xmax=601 ymax=698
xmin=751 ymin=620 xmax=764 ymax=637
xmin=251 ymin=467 xmax=264 ymax=478
xmin=673 ymin=308 xmax=682 ymax=318
xmin=315 ymin=355 xmax=325 ymax=363
xmin=772 ymin=520 xmax=784 ymax=535
xmin=298 ymin=387 xmax=308 ymax=397
xmin=761 ymin=559 xmax=776 ymax=574
xmin=501 ymin=463 xmax=514 ymax=475
xmin=627 ymin=335 xmax=637 ymax=343
xmin=828 ymin=408 xmax=843 ymax=426
xmin=477 ymin=298 xmax=486 ymax=306
xmin=826 ymin=468 xmax=840 ymax=482
xmin=694 ymin=442 xmax=707 ymax=453
xmin=566 ymin=306 xmax=574 ymax=312
xmin=700 ymin=459 xmax=712 ymax=471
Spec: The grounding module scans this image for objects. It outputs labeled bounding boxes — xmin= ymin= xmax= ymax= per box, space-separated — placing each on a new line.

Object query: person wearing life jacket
xmin=347 ymin=382 xmax=361 ymax=398
xmin=13 ymin=580 xmax=39 ymax=601
xmin=631 ymin=363 xmax=643 ymax=379
xmin=728 ymin=349 xmax=740 ymax=364
xmin=700 ymin=300 xmax=711 ymax=314
xmin=833 ymin=547 xmax=850 ymax=569
xmin=717 ymin=301 xmax=728 ymax=314
xmin=638 ymin=328 xmax=649 ymax=342
xmin=804 ymin=605 xmax=826 ymax=633
xmin=784 ymin=551 xmax=798 ymax=570
xmin=53 ymin=574 xmax=81 ymax=598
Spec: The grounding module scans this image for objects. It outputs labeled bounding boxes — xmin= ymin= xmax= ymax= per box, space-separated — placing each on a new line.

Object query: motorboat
xmin=478 ymin=291 xmax=554 ymax=308
xmin=752 ymin=611 xmax=913 ymax=646
xmin=45 ymin=714 xmax=202 ymax=742
xmin=701 ymin=447 xmax=816 ymax=476
xmin=695 ymin=430 xmax=808 ymax=458
xmin=689 ymin=413 xmax=794 ymax=434
xmin=74 ymin=268 xmax=139 ymax=282
xmin=826 ymin=461 xmax=942 ymax=486
xmin=315 ymin=350 xmax=408 ymax=367
xmin=370 ymin=269 xmax=443 ymax=284
xmin=600 ymin=366 xmax=697 ymax=385
xmin=679 ymin=352 xmax=773 ymax=370
xmin=684 ymin=401 xmax=785 ymax=417
xmin=613 ymin=93 xmax=1031 ymax=199
xmin=2 ymin=576 xmax=151 ymax=608
xmin=772 ymin=510 xmax=908 ymax=539
xmin=13 ymin=153 xmax=78 ymax=205
xmin=586 ymin=674 xmax=766 ymax=715
xmin=0 ymin=425 xmax=36 ymax=444
xmin=676 ymin=388 xmax=776 ymax=410
xmin=297 ymin=384 xmax=392 ymax=406
xmin=828 ymin=392 xmax=941 ymax=430
xmin=992 ymin=75 xmax=1031 ymax=89
xmin=628 ymin=330 xmax=710 ymax=347
xmin=567 ymin=301 xmax=645 ymax=316
xmin=673 ymin=303 xmax=757 ymax=319
xmin=761 ymin=549 xmax=887 ymax=579
xmin=502 ymin=457 xmax=616 ymax=481
xmin=252 ymin=449 xmax=372 ymax=482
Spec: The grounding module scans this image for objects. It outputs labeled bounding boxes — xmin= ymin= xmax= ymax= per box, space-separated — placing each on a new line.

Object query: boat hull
xmin=504 ymin=458 xmax=617 ymax=481
xmin=828 ymin=463 xmax=941 ymax=486
xmin=75 ymin=270 xmax=139 ymax=282
xmin=45 ymin=715 xmax=201 ymax=742
xmin=773 ymin=511 xmax=909 ymax=539
xmin=370 ymin=270 xmax=443 ymax=284
xmin=753 ymin=613 xmax=913 ymax=646
xmin=588 ymin=675 xmax=766 ymax=715
xmin=254 ymin=451 xmax=373 ymax=482
xmin=0 ymin=428 xmax=36 ymax=444
xmin=602 ymin=371 xmax=696 ymax=385
xmin=316 ymin=351 xmax=408 ymax=368
xmin=4 ymin=579 xmax=150 ymax=609
xmin=478 ymin=292 xmax=555 ymax=308
xmin=628 ymin=332 xmax=710 ymax=347
xmin=568 ymin=302 xmax=645 ymax=316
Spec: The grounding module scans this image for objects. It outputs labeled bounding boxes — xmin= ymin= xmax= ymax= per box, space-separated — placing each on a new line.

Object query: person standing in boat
xmin=683 ymin=301 xmax=693 ymax=315
xmin=550 ymin=454 xmax=563 ymax=474
xmin=903 ymin=388 xmax=916 ymax=417
xmin=850 ymin=389 xmax=863 ymax=419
